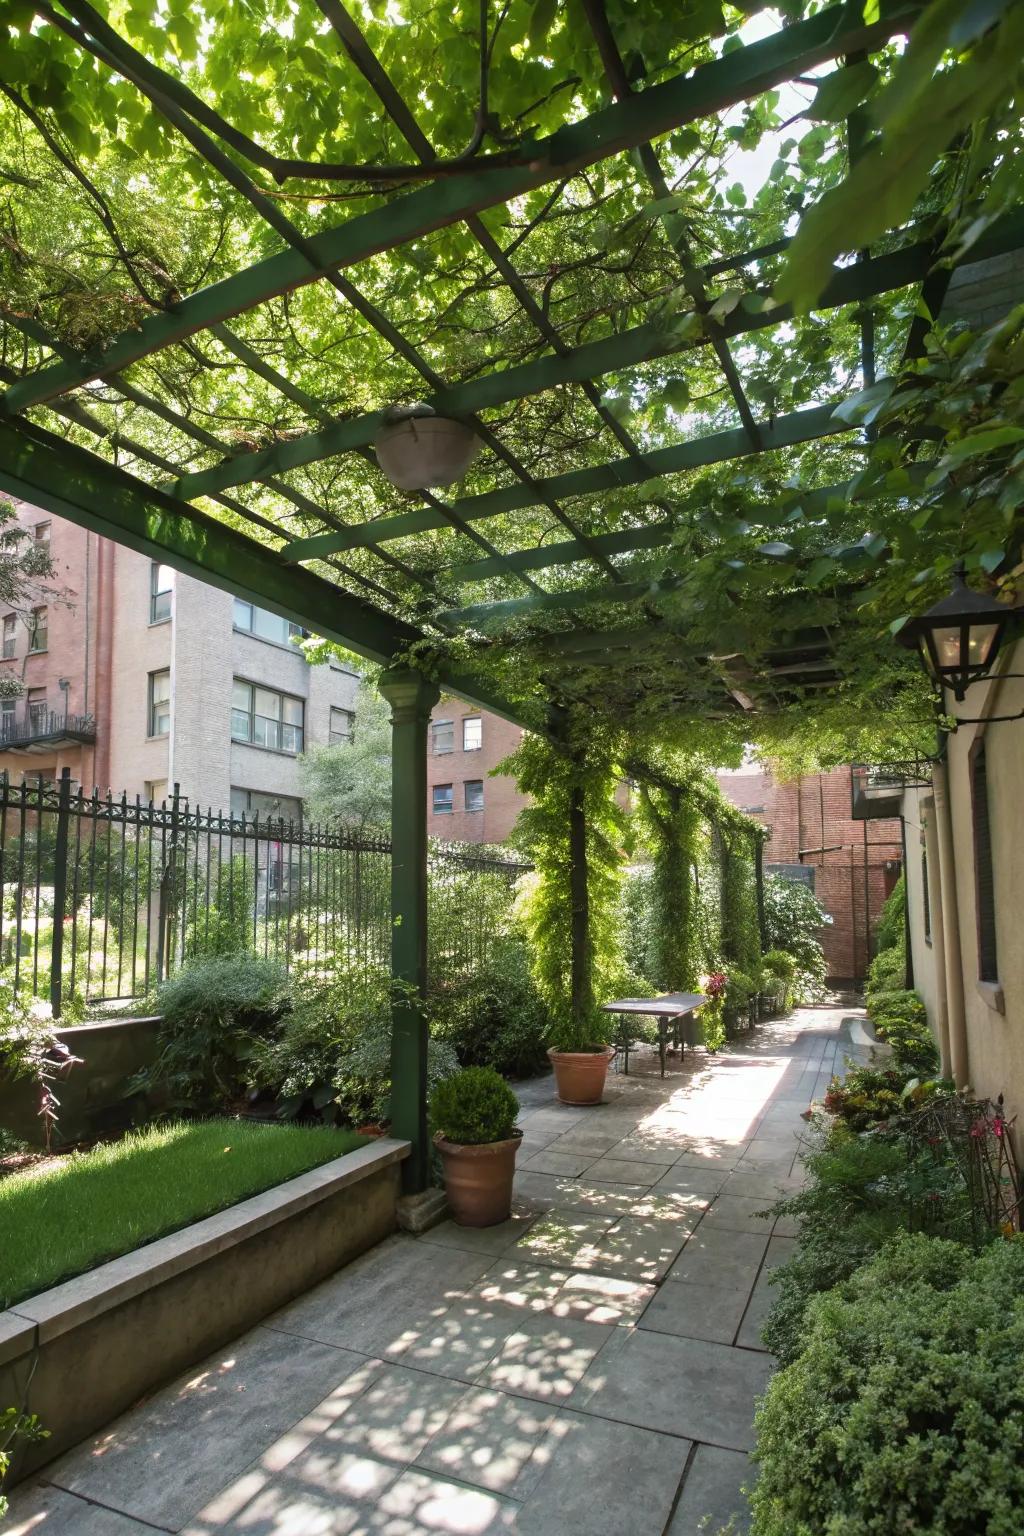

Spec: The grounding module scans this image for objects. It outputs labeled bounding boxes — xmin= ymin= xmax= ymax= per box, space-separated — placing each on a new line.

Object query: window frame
xmin=329 ymin=706 xmax=354 ymax=745
xmin=432 ymin=783 xmax=454 ymax=815
xmin=28 ymin=606 xmax=47 ymax=653
xmin=148 ymin=668 xmax=171 ymax=738
xmin=26 ymin=687 xmax=47 ymax=734
xmin=150 ymin=561 xmax=173 ymax=624
xmin=431 ymin=719 xmax=454 ymax=755
xmin=464 ymin=779 xmax=484 ymax=813
xmin=232 ymin=599 xmax=304 ymax=648
xmin=33 ymin=521 xmax=50 ymax=546
xmin=462 ymin=716 xmax=483 ymax=752
xmin=230 ymin=677 xmax=305 ymax=754
xmin=2 ymin=614 xmax=16 ymax=660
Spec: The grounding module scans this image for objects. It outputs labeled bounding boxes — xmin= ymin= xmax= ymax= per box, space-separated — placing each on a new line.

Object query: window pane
xmin=253 ymin=606 xmax=288 ymax=643
xmin=231 ymin=708 xmax=252 ymax=742
xmin=34 ymin=522 xmax=50 ymax=543
xmin=254 ymin=685 xmax=282 ymax=721
xmin=465 ymin=779 xmax=484 ymax=812
xmin=233 ymin=598 xmax=253 ymax=631
xmin=432 ymin=720 xmax=454 ymax=753
xmin=463 ymin=717 xmax=482 ymax=751
xmin=432 ymin=784 xmax=453 ymax=813
xmin=282 ymin=695 xmax=304 ymax=726
xmin=232 ymin=679 xmax=252 ymax=712
xmin=30 ymin=608 xmax=47 ymax=650
xmin=151 ymin=670 xmax=170 ymax=704
xmin=329 ymin=707 xmax=353 ymax=744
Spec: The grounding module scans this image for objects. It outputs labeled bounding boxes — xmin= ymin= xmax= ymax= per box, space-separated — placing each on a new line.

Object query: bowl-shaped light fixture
xmin=374 ymin=404 xmax=480 ymax=491
xmin=896 ymin=565 xmax=1011 ymax=701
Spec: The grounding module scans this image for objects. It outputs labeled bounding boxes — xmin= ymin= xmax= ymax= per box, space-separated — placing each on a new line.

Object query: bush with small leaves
xmin=752 ymin=1233 xmax=1024 ymax=1536
xmin=430 ymin=1066 xmax=520 ymax=1146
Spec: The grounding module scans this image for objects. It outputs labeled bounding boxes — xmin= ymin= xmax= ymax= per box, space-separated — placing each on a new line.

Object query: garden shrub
xmin=866 ymin=940 xmax=906 ymax=996
xmin=762 ymin=1120 xmax=971 ymax=1364
xmin=140 ymin=954 xmax=291 ymax=1111
xmin=338 ymin=1013 xmax=457 ymax=1126
xmin=762 ymin=875 xmax=829 ymax=1001
xmin=430 ymin=1066 xmax=519 ymax=1145
xmin=874 ymin=871 xmax=905 ymax=953
xmin=752 ymin=1233 xmax=1024 ymax=1536
xmin=249 ymin=960 xmax=392 ymax=1119
xmin=867 ymin=989 xmax=939 ymax=1075
xmin=429 ymin=934 xmax=549 ymax=1078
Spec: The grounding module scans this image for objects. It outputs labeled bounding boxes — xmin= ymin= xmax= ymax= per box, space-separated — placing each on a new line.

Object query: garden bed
xmin=0 ymin=1119 xmax=368 ymax=1307
xmin=0 ymin=1130 xmax=408 ymax=1485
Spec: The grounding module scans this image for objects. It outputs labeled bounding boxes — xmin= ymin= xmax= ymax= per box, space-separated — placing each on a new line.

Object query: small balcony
xmin=0 ymin=710 xmax=97 ymax=754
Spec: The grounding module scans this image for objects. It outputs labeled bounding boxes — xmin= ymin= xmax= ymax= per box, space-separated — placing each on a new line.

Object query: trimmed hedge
xmin=752 ymin=1233 xmax=1024 ymax=1536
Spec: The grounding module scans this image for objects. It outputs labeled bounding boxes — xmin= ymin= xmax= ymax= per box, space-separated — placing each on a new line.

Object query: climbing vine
xmin=504 ymin=725 xmax=629 ymax=1050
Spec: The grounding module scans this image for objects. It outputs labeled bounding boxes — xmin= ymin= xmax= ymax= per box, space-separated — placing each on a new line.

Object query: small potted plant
xmin=431 ymin=1066 xmax=522 ymax=1227
xmin=546 ymin=1007 xmax=615 ymax=1107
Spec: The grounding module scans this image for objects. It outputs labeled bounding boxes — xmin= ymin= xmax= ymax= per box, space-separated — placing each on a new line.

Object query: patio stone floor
xmin=7 ymin=1009 xmax=852 ymax=1536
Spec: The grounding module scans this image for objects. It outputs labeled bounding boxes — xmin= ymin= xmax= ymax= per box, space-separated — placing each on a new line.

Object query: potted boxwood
xmin=546 ymin=1009 xmax=615 ymax=1107
xmin=431 ymin=1066 xmax=522 ymax=1227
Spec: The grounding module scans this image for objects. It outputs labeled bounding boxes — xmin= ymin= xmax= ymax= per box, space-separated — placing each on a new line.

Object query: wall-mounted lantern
xmin=895 ymin=566 xmax=1011 ymax=701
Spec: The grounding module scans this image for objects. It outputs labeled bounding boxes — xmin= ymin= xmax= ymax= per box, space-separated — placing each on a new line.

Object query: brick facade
xmin=717 ymin=765 xmax=903 ymax=985
xmin=425 ymin=700 xmax=525 ymax=843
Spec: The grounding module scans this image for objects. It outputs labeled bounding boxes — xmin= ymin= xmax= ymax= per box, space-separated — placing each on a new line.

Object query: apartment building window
xmin=1 ymin=697 xmax=15 ymax=737
xmin=329 ymin=707 xmax=354 ymax=745
xmin=432 ymin=784 xmax=453 ymax=814
xmin=150 ymin=562 xmax=173 ymax=623
xmin=972 ymin=745 xmax=998 ymax=982
xmin=231 ymin=679 xmax=304 ymax=753
xmin=2 ymin=615 xmax=15 ymax=659
xmin=34 ymin=522 xmax=50 ymax=546
xmin=230 ymin=787 xmax=302 ymax=826
xmin=28 ymin=606 xmax=47 ymax=652
xmin=432 ymin=719 xmax=454 ymax=754
xmin=462 ymin=716 xmax=482 ymax=751
xmin=232 ymin=599 xmax=303 ymax=647
xmin=148 ymin=670 xmax=170 ymax=737
xmin=921 ymin=849 xmax=932 ymax=945
xmin=145 ymin=779 xmax=168 ymax=805
xmin=27 ymin=688 xmax=47 ymax=733
xmin=465 ymin=779 xmax=484 ymax=812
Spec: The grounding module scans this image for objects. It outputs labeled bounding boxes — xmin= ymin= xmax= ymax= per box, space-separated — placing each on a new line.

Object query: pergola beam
xmin=172 ymin=229 xmax=957 ymax=506
xmin=284 ymin=404 xmax=844 ymax=564
xmin=0 ymin=417 xmax=527 ymax=725
xmin=2 ymin=0 xmax=919 ymax=418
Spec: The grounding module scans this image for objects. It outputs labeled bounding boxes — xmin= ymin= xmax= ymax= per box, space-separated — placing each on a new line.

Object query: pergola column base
xmin=396 ymin=1187 xmax=448 ymax=1234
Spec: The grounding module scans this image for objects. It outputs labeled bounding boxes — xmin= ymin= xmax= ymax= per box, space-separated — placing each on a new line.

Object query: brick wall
xmin=717 ymin=765 xmax=903 ymax=985
xmin=426 ymin=702 xmax=526 ymax=843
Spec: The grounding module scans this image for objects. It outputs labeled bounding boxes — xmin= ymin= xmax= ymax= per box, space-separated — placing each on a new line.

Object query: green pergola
xmin=0 ymin=0 xmax=1017 ymax=1189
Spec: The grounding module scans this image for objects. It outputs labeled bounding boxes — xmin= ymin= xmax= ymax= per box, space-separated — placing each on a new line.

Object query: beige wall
xmin=902 ymin=635 xmax=1024 ymax=1152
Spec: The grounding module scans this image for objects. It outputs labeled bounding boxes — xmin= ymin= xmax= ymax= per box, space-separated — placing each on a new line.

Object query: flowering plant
xmin=705 ymin=971 xmax=727 ymax=999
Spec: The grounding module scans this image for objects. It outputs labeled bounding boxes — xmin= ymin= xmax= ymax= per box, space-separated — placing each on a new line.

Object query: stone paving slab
xmin=570 ymin=1327 xmax=775 ymax=1451
xmin=666 ymin=1444 xmax=753 ymax=1534
xmin=7 ymin=1009 xmax=851 ymax=1536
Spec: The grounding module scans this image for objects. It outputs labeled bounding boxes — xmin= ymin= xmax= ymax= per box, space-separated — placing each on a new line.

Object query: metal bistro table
xmin=600 ymin=992 xmax=708 ymax=1078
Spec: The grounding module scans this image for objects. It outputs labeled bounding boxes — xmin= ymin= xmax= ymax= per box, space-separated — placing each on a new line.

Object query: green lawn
xmin=0 ymin=1119 xmax=367 ymax=1308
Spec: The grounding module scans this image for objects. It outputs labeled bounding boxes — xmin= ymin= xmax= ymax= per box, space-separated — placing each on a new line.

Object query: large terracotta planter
xmin=434 ymin=1131 xmax=522 ymax=1227
xmin=547 ymin=1045 xmax=615 ymax=1106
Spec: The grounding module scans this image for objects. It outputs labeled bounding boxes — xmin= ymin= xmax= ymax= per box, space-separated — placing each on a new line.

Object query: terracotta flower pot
xmin=434 ymin=1131 xmax=522 ymax=1227
xmin=547 ymin=1046 xmax=615 ymax=1106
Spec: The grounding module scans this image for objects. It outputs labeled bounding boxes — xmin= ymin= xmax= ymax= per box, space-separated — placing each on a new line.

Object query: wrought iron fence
xmin=0 ymin=773 xmax=531 ymax=1016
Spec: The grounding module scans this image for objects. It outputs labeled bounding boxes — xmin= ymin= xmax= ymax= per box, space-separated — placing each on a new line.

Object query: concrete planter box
xmin=1 ymin=1137 xmax=409 ymax=1485
xmin=0 ymin=1014 xmax=162 ymax=1148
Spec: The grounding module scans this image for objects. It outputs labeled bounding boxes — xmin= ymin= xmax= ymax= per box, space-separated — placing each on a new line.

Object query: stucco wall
xmin=902 ymin=636 xmax=1024 ymax=1150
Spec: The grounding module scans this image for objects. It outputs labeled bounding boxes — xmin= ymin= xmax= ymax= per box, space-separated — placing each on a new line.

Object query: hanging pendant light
xmin=374 ymin=404 xmax=480 ymax=491
xmin=896 ymin=565 xmax=1011 ymax=701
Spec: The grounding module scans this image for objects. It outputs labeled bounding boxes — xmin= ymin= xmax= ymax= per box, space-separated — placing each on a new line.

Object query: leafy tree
xmin=763 ymin=874 xmax=830 ymax=999
xmin=299 ymin=681 xmax=391 ymax=832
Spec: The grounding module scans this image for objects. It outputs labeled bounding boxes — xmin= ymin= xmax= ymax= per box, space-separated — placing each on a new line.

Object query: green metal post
xmin=49 ymin=767 xmax=73 ymax=1019
xmin=378 ymin=666 xmax=440 ymax=1192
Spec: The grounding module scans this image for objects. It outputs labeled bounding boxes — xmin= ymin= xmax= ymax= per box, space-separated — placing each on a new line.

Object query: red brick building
xmin=425 ymin=699 xmax=525 ymax=844
xmin=717 ymin=764 xmax=903 ymax=986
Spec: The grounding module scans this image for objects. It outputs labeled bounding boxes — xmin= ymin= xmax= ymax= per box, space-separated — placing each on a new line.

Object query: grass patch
xmin=0 ymin=1119 xmax=367 ymax=1308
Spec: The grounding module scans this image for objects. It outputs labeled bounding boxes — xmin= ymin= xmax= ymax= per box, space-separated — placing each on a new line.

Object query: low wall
xmin=0 ymin=1014 xmax=160 ymax=1148
xmin=1 ymin=1137 xmax=408 ymax=1484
